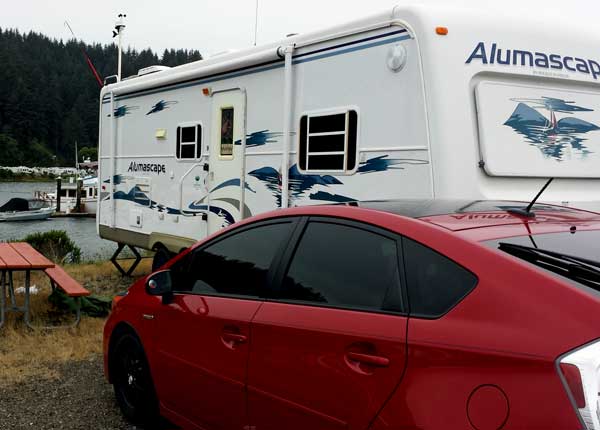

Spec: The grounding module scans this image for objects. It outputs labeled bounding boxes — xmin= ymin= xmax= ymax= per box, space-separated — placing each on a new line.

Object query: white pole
xmin=115 ymin=14 xmax=126 ymax=82
xmin=281 ymin=45 xmax=294 ymax=209
xmin=117 ymin=29 xmax=123 ymax=81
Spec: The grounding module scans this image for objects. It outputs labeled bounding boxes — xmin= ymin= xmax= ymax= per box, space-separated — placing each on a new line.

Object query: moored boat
xmin=0 ymin=198 xmax=55 ymax=222
xmin=34 ymin=176 xmax=98 ymax=215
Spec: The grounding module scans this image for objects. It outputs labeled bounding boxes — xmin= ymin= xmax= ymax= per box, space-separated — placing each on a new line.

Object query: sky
xmin=1 ymin=0 xmax=598 ymax=57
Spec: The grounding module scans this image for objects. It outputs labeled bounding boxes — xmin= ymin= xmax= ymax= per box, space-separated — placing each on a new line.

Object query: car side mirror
xmin=146 ymin=270 xmax=173 ymax=300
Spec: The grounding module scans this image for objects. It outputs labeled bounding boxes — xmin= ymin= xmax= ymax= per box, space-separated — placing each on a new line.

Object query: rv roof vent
xmin=210 ymin=49 xmax=238 ymax=58
xmin=138 ymin=65 xmax=171 ymax=76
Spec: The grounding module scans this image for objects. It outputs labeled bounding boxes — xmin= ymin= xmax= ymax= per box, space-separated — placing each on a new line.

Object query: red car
xmin=103 ymin=200 xmax=600 ymax=430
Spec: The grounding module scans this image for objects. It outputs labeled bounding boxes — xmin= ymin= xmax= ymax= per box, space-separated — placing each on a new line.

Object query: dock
xmin=51 ymin=212 xmax=95 ymax=219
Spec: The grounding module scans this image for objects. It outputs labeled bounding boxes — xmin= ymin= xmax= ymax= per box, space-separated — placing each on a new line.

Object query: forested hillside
xmin=0 ymin=28 xmax=202 ymax=167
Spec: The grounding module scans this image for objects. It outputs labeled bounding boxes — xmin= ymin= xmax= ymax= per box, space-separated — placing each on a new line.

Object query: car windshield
xmin=484 ymin=230 xmax=600 ymax=295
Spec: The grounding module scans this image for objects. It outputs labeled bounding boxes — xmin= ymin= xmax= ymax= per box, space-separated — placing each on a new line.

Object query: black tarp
xmin=0 ymin=198 xmax=29 ymax=212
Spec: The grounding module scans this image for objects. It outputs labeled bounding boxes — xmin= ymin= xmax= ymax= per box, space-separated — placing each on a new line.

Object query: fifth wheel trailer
xmin=97 ymin=4 xmax=600 ymax=267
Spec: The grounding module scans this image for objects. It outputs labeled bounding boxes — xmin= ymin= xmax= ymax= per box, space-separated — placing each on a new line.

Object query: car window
xmin=279 ymin=221 xmax=403 ymax=313
xmin=403 ymin=238 xmax=477 ymax=318
xmin=485 ymin=231 xmax=600 ymax=297
xmin=173 ymin=222 xmax=294 ymax=298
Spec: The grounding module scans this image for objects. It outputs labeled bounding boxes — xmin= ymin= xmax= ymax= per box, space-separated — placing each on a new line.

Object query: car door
xmin=247 ymin=217 xmax=409 ymax=429
xmin=152 ymin=218 xmax=298 ymax=430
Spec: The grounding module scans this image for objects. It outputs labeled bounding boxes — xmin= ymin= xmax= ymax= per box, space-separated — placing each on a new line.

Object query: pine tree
xmin=0 ymin=28 xmax=204 ymax=166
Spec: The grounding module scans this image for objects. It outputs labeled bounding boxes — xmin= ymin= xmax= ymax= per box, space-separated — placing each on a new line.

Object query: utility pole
xmin=113 ymin=14 xmax=127 ymax=81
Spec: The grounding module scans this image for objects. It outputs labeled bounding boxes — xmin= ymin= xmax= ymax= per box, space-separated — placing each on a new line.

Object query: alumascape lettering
xmin=128 ymin=162 xmax=166 ymax=175
xmin=466 ymin=42 xmax=600 ymax=80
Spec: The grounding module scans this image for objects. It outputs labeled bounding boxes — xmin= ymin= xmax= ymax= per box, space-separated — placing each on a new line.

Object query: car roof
xmin=355 ymin=199 xmax=600 ymax=228
xmin=205 ymin=200 xmax=600 ymax=249
xmin=352 ymin=200 xmax=600 ymax=242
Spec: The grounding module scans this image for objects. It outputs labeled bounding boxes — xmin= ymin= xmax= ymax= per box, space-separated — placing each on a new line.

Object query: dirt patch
xmin=0 ymin=355 xmax=135 ymax=430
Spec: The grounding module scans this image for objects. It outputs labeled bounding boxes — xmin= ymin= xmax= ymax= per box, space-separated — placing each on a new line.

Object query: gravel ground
xmin=0 ymin=355 xmax=135 ymax=430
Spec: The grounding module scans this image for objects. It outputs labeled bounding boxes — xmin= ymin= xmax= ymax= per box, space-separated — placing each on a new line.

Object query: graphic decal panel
xmin=476 ymin=81 xmax=600 ymax=178
xmin=504 ymin=98 xmax=599 ymax=160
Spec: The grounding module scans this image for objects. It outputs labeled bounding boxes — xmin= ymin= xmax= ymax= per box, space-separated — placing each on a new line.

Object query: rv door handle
xmin=203 ymin=163 xmax=209 ymax=172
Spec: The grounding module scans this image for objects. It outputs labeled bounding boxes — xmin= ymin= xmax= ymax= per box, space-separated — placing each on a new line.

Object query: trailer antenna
xmin=64 ymin=21 xmax=104 ymax=87
xmin=253 ymin=0 xmax=259 ymax=46
xmin=112 ymin=14 xmax=127 ymax=82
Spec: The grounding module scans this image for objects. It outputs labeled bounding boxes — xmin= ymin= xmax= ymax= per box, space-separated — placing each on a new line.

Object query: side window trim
xmin=268 ymin=216 xmax=408 ymax=315
xmin=171 ymin=217 xmax=302 ymax=299
xmin=268 ymin=216 xmax=309 ymax=297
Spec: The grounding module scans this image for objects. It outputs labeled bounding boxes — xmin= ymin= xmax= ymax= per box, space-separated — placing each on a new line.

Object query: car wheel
xmin=112 ymin=333 xmax=160 ymax=427
xmin=152 ymin=246 xmax=172 ymax=271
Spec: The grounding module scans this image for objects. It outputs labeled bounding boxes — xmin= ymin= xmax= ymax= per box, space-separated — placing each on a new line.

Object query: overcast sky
xmin=1 ymin=0 xmax=597 ymax=57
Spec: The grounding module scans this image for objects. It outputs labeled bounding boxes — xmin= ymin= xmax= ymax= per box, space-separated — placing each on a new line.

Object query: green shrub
xmin=21 ymin=230 xmax=82 ymax=264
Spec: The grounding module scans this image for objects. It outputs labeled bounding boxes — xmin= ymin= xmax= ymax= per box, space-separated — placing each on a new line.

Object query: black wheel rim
xmin=116 ymin=339 xmax=148 ymax=411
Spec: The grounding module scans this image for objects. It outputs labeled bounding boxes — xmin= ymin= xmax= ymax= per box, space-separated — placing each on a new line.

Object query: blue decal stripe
xmin=210 ymin=178 xmax=241 ymax=193
xmin=102 ymin=30 xmax=411 ymax=104
xmin=293 ymin=34 xmax=411 ymax=65
xmin=293 ymin=29 xmax=407 ymax=60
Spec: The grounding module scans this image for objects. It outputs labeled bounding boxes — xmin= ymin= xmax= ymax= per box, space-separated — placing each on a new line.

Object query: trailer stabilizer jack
xmin=111 ymin=243 xmax=142 ymax=277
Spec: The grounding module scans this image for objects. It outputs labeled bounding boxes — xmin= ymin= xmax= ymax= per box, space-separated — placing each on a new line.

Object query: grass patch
xmin=0 ymin=258 xmax=151 ymax=386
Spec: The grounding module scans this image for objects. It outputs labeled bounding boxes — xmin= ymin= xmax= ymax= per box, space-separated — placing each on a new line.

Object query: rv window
xmin=220 ymin=107 xmax=234 ymax=157
xmin=299 ymin=110 xmax=358 ymax=173
xmin=176 ymin=124 xmax=202 ymax=160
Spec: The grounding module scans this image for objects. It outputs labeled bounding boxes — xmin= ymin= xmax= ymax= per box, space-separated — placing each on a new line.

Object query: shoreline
xmin=0 ymin=177 xmax=56 ymax=183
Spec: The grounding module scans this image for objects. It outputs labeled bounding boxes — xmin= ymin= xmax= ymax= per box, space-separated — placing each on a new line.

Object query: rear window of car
xmin=484 ymin=230 xmax=600 ymax=296
xmin=403 ymin=238 xmax=478 ymax=318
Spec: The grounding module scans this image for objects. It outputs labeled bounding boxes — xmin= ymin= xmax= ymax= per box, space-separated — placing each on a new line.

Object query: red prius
xmin=104 ymin=200 xmax=600 ymax=430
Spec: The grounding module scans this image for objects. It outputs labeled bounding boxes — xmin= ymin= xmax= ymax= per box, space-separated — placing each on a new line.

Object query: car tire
xmin=111 ymin=333 xmax=160 ymax=428
xmin=152 ymin=246 xmax=172 ymax=272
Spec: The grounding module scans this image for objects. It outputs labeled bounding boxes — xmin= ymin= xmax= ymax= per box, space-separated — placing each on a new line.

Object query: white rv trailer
xmin=98 ymin=4 xmax=600 ymax=266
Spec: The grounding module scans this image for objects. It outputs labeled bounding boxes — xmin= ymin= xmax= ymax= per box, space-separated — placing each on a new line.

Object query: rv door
xmin=208 ymin=89 xmax=247 ymax=234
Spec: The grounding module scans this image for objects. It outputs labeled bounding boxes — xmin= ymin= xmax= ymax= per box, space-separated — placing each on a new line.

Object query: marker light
xmin=202 ymin=87 xmax=211 ymax=96
xmin=436 ymin=27 xmax=449 ymax=36
xmin=559 ymin=340 xmax=600 ymax=429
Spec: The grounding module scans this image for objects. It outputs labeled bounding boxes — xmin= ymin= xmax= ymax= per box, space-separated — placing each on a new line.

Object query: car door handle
xmin=222 ymin=332 xmax=248 ymax=344
xmin=346 ymin=352 xmax=390 ymax=368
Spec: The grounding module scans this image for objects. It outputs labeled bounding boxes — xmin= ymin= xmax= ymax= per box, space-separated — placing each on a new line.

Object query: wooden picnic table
xmin=0 ymin=242 xmax=54 ymax=329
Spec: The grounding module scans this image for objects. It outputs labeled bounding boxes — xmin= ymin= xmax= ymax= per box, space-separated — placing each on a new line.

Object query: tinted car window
xmin=279 ymin=222 xmax=403 ymax=312
xmin=403 ymin=238 xmax=477 ymax=318
xmin=173 ymin=222 xmax=293 ymax=297
xmin=485 ymin=231 xmax=600 ymax=262
xmin=485 ymin=230 xmax=600 ymax=297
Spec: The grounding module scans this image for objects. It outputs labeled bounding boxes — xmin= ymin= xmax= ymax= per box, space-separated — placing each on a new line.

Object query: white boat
xmin=0 ymin=198 xmax=55 ymax=222
xmin=35 ymin=176 xmax=98 ymax=215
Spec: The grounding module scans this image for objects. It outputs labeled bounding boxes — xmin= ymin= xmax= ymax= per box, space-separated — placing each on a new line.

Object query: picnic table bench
xmin=0 ymin=242 xmax=90 ymax=329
